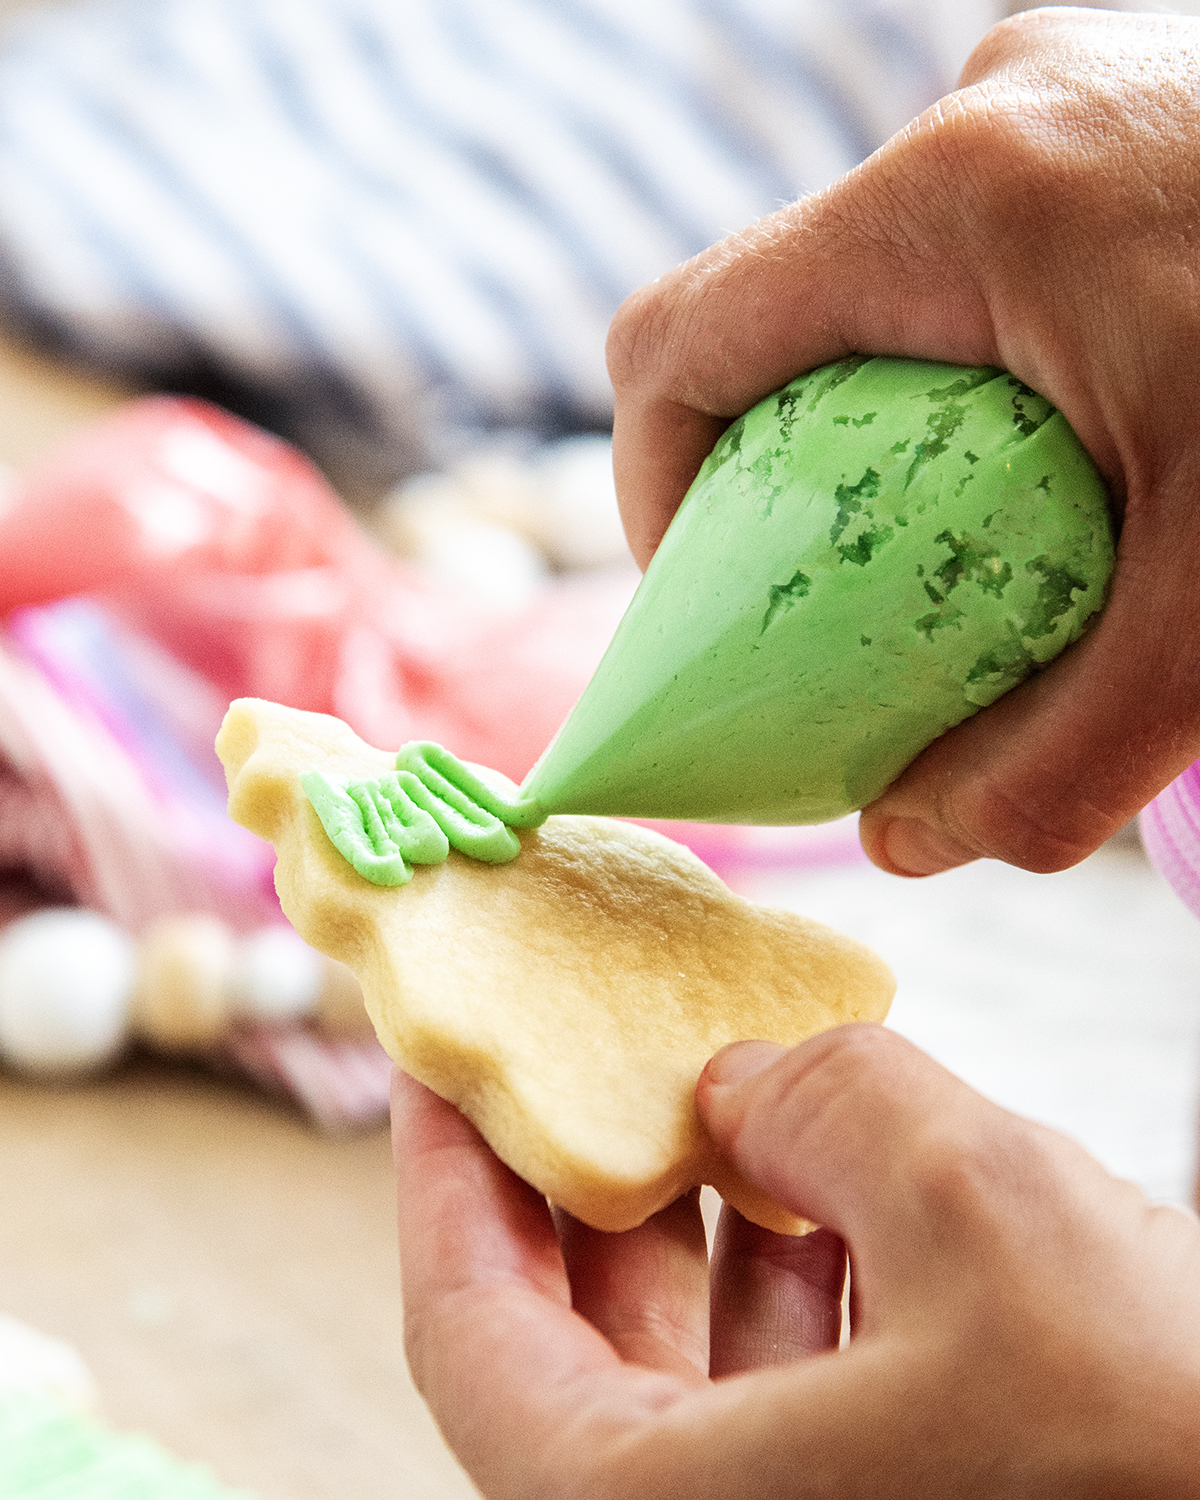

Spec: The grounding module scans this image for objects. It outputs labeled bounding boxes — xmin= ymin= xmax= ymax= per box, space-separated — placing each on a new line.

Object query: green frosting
xmin=0 ymin=1390 xmax=252 ymax=1498
xmin=302 ymin=741 xmax=545 ymax=886
xmin=521 ymin=356 xmax=1115 ymax=824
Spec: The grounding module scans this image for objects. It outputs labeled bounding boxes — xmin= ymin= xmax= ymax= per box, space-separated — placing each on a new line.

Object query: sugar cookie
xmin=217 ymin=697 xmax=895 ymax=1232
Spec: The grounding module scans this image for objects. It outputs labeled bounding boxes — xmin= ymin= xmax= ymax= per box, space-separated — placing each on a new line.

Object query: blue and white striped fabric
xmin=0 ymin=0 xmax=1002 ymax=486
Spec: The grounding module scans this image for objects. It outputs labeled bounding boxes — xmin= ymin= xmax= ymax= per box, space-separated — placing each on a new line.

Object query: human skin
xmin=606 ymin=7 xmax=1200 ymax=879
xmin=393 ymin=1027 xmax=1200 ymax=1499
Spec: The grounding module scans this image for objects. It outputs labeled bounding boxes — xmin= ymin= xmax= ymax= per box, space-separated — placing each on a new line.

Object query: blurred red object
xmin=0 ymin=397 xmax=636 ymax=782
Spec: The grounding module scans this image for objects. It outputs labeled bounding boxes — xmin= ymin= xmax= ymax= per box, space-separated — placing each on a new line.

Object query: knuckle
xmin=828 ymin=87 xmax=1051 ymax=279
xmin=961 ymin=8 xmax=1120 ymax=94
xmin=916 ymin=89 xmax=1052 ymax=226
xmin=744 ymin=1024 xmax=910 ymax=1154
xmin=905 ymin=1118 xmax=1050 ymax=1247
xmin=605 ymin=275 xmax=689 ymax=400
xmin=773 ymin=1025 xmax=893 ymax=1112
xmin=786 ymin=1032 xmax=1036 ymax=1221
xmin=950 ymin=776 xmax=1113 ymax=873
xmin=886 ymin=65 xmax=1124 ymax=266
xmin=961 ymin=9 xmax=1059 ymax=82
xmin=906 ymin=1130 xmax=1004 ymax=1227
xmin=607 ymin=215 xmax=790 ymax=414
xmin=400 ymin=1283 xmax=479 ymax=1402
xmin=799 ymin=1020 xmax=905 ymax=1084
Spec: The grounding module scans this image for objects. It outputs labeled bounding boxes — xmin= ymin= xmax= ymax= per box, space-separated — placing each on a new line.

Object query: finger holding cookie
xmin=395 ymin=1032 xmax=1200 ymax=1500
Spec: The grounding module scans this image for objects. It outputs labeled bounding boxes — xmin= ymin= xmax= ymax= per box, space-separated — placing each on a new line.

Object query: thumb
xmin=696 ymin=1026 xmax=1045 ymax=1306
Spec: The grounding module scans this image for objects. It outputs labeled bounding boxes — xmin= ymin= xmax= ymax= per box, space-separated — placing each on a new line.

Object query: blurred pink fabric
xmin=0 ymin=624 xmax=274 ymax=931
xmin=1142 ymin=764 xmax=1200 ymax=923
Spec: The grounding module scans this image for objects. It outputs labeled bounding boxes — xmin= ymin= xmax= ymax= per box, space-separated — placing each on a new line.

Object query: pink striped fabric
xmin=1141 ymin=763 xmax=1200 ymax=922
xmin=223 ymin=1025 xmax=393 ymax=1133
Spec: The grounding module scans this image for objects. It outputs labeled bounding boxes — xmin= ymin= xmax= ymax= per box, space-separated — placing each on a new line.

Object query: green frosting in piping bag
xmin=520 ymin=356 xmax=1115 ymax=825
xmin=302 ymin=741 xmax=545 ymax=886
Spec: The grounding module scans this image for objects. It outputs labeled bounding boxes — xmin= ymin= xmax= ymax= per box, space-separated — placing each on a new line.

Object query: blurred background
xmin=1 ymin=2 xmax=1199 ymax=1498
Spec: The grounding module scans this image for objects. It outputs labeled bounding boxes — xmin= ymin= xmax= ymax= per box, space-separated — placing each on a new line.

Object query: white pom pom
xmin=534 ymin=436 xmax=627 ymax=570
xmin=132 ymin=915 xmax=233 ymax=1049
xmin=0 ymin=1313 xmax=97 ymax=1410
xmin=380 ymin=487 xmax=548 ymax=610
xmin=0 ymin=909 xmax=135 ymax=1075
xmin=230 ymin=926 xmax=322 ymax=1023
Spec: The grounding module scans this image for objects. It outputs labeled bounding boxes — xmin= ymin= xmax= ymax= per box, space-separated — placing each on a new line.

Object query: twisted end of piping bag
xmin=519 ymin=356 xmax=1114 ymax=827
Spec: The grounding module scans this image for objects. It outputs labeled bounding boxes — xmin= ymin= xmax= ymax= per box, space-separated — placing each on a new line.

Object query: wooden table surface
xmin=0 ymin=1055 xmax=479 ymax=1500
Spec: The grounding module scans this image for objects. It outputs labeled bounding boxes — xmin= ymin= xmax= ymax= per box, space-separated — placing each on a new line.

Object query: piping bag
xmin=519 ymin=356 xmax=1115 ymax=825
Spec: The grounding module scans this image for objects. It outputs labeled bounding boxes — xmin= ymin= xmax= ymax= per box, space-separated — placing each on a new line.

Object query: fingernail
xmin=880 ymin=818 xmax=973 ymax=877
xmin=706 ymin=1040 xmax=786 ymax=1088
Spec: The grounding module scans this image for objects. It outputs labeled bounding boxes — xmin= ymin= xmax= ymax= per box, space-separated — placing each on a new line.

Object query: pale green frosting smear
xmin=302 ymin=742 xmax=545 ymax=887
xmin=520 ymin=357 xmax=1115 ymax=824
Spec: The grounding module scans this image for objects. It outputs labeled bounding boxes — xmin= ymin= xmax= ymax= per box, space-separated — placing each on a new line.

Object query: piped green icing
xmin=302 ymin=742 xmax=545 ymax=887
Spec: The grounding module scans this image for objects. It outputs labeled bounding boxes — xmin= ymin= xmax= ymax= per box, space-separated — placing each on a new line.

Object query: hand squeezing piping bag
xmin=520 ymin=356 xmax=1115 ymax=824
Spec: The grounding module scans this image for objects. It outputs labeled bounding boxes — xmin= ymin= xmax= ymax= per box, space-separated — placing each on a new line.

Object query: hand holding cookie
xmin=395 ymin=1028 xmax=1200 ymax=1500
xmin=216 ymin=696 xmax=894 ymax=1232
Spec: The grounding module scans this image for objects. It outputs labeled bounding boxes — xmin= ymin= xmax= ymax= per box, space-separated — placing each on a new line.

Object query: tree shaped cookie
xmin=217 ymin=697 xmax=895 ymax=1233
